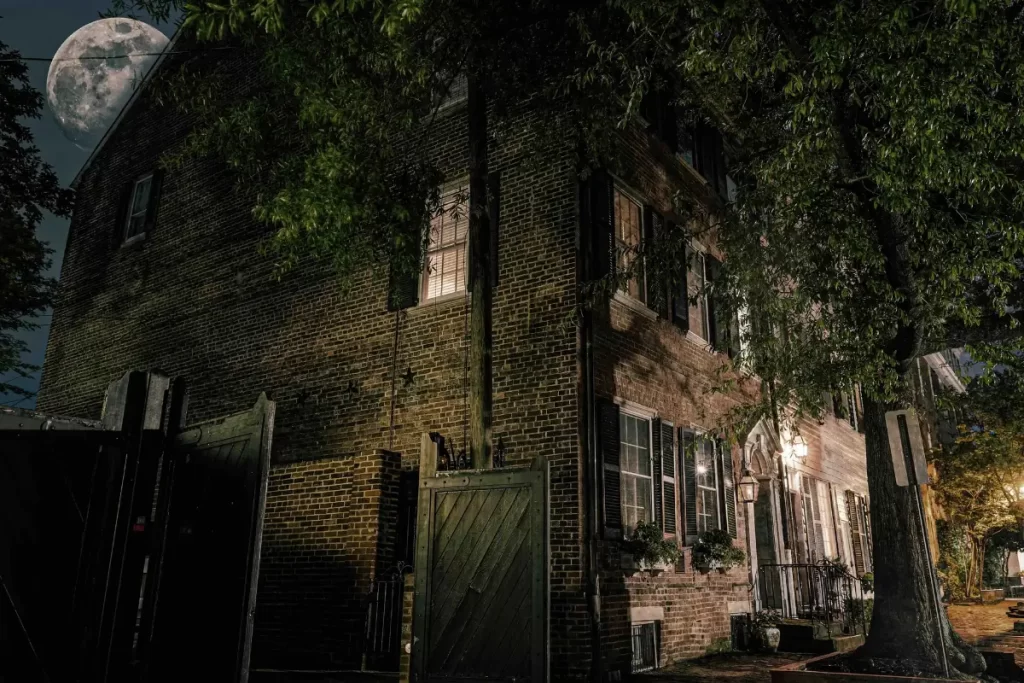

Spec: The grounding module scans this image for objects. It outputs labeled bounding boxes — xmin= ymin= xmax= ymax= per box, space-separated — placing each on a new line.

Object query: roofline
xmin=71 ymin=24 xmax=183 ymax=190
xmin=924 ymin=349 xmax=966 ymax=395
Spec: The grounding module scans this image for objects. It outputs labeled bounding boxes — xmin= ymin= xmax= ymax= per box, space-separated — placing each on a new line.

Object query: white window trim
xmin=123 ymin=173 xmax=154 ymax=244
xmin=616 ymin=401 xmax=657 ymax=537
xmin=419 ymin=179 xmax=469 ymax=304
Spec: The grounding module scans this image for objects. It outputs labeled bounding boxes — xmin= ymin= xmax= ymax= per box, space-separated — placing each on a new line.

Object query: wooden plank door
xmin=145 ymin=394 xmax=275 ymax=683
xmin=412 ymin=461 xmax=548 ymax=682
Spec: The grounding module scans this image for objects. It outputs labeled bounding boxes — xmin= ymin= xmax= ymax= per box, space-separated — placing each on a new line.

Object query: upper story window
xmin=422 ymin=184 xmax=468 ymax=301
xmin=614 ymin=188 xmax=646 ymax=303
xmin=688 ymin=250 xmax=711 ymax=342
xmin=125 ymin=174 xmax=154 ymax=241
xmin=619 ymin=410 xmax=654 ymax=535
xmin=678 ymin=124 xmax=732 ymax=202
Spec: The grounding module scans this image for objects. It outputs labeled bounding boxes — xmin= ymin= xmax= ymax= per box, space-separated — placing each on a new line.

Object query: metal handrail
xmin=755 ymin=562 xmax=869 ymax=636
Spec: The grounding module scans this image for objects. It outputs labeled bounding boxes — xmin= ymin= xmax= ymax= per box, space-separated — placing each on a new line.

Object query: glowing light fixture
xmin=791 ymin=433 xmax=808 ymax=458
xmin=738 ymin=469 xmax=760 ymax=504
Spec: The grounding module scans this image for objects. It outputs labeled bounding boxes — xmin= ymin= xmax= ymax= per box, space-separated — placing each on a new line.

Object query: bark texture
xmin=859 ymin=395 xmax=986 ymax=679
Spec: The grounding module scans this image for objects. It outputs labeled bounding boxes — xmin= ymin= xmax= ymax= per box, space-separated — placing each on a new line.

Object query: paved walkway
xmin=632 ymin=652 xmax=812 ymax=683
xmin=948 ymin=600 xmax=1024 ymax=667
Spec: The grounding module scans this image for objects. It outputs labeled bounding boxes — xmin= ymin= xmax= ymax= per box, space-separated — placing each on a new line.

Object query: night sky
xmin=1 ymin=2 xmax=174 ymax=408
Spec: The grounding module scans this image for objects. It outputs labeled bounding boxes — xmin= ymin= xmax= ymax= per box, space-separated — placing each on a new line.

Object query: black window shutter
xmin=387 ymin=219 xmax=421 ymax=311
xmin=661 ymin=96 xmax=678 ymax=154
xmin=488 ymin=170 xmax=500 ymax=288
xmin=143 ymin=168 xmax=165 ymax=235
xmin=861 ymin=496 xmax=873 ymax=573
xmin=598 ymin=400 xmax=622 ymax=538
xmin=670 ymin=236 xmax=690 ymax=331
xmin=114 ymin=182 xmax=133 ymax=244
xmin=642 ymin=206 xmax=667 ymax=316
xmin=586 ymin=169 xmax=615 ymax=280
xmin=661 ymin=421 xmax=677 ymax=538
xmin=652 ymin=418 xmax=662 ymax=529
xmin=719 ymin=440 xmax=737 ymax=538
xmin=681 ymin=428 xmax=698 ymax=545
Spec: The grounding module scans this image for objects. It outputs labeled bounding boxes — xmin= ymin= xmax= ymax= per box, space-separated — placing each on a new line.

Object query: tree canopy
xmin=103 ymin=0 xmax=1024 ymax=677
xmin=0 ymin=40 xmax=73 ymax=400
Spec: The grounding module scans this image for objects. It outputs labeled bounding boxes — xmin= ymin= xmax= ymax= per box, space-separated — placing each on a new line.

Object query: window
xmin=630 ymin=622 xmax=659 ymax=673
xmin=620 ymin=412 xmax=654 ymax=534
xmin=614 ymin=188 xmax=645 ymax=302
xmin=125 ymin=174 xmax=154 ymax=240
xmin=688 ymin=250 xmax=711 ymax=341
xmin=695 ymin=437 xmax=719 ymax=534
xmin=422 ymin=184 xmax=468 ymax=301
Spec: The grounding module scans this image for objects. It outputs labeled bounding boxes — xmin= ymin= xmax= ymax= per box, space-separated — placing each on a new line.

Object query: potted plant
xmin=748 ymin=608 xmax=782 ymax=652
xmin=692 ymin=529 xmax=746 ymax=573
xmin=624 ymin=521 xmax=681 ymax=574
xmin=859 ymin=572 xmax=874 ymax=593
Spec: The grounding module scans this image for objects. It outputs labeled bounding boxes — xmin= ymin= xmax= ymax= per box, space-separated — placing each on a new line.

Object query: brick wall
xmin=37 ymin=54 xmax=582 ymax=673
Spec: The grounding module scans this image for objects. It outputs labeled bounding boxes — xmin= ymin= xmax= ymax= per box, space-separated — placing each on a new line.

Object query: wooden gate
xmin=412 ymin=436 xmax=548 ymax=682
xmin=0 ymin=373 xmax=274 ymax=683
xmin=142 ymin=393 xmax=275 ymax=683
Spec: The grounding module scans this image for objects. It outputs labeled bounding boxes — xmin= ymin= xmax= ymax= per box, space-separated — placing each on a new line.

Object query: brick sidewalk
xmin=631 ymin=652 xmax=812 ymax=683
xmin=948 ymin=600 xmax=1024 ymax=667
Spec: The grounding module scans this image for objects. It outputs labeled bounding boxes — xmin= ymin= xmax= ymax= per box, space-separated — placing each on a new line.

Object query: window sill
xmin=685 ymin=330 xmax=715 ymax=354
xmin=121 ymin=232 xmax=146 ymax=249
xmin=408 ymin=290 xmax=468 ymax=315
xmin=611 ymin=291 xmax=657 ymax=321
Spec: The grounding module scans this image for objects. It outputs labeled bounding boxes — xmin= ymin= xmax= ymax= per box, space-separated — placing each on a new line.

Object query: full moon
xmin=46 ymin=18 xmax=169 ymax=149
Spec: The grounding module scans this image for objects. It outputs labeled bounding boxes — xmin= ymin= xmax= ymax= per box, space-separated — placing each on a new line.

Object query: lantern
xmin=738 ymin=469 xmax=760 ymax=504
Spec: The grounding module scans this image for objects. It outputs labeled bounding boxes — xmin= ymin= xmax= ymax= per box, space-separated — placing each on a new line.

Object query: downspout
xmin=579 ymin=173 xmax=604 ymax=683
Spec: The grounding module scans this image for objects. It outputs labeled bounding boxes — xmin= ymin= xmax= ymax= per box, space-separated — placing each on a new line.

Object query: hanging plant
xmin=624 ymin=521 xmax=681 ymax=572
xmin=692 ymin=529 xmax=746 ymax=572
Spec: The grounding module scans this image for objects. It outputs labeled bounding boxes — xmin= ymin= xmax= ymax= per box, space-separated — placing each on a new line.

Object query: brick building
xmin=37 ymin=42 xmax=875 ymax=680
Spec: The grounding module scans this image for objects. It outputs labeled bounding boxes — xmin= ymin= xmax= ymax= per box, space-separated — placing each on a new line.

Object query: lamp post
xmin=739 ymin=468 xmax=761 ymax=612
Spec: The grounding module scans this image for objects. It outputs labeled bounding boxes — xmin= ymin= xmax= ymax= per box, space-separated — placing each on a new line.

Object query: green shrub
xmin=693 ymin=529 xmax=746 ymax=569
xmin=625 ymin=521 xmax=681 ymax=567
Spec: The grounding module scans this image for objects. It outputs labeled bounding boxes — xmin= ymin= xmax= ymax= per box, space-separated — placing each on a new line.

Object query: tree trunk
xmin=467 ymin=73 xmax=493 ymax=470
xmin=858 ymin=395 xmax=986 ymax=678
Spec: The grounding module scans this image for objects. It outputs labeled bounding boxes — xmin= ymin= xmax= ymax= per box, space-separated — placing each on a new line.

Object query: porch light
xmin=738 ymin=469 xmax=760 ymax=504
xmin=791 ymin=433 xmax=808 ymax=458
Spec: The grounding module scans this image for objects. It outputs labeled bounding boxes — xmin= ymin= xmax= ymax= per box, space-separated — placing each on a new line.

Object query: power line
xmin=1 ymin=47 xmax=236 ymax=63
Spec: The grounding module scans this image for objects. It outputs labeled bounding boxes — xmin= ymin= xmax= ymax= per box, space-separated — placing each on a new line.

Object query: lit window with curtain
xmin=422 ymin=184 xmax=468 ymax=300
xmin=614 ymin=188 xmax=645 ymax=302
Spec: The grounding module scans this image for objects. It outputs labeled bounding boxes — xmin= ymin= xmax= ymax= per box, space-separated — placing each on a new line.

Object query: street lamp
xmin=739 ymin=469 xmax=760 ymax=504
xmin=791 ymin=433 xmax=808 ymax=459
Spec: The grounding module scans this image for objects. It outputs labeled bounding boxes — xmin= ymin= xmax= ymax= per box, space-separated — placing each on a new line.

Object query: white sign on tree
xmin=885 ymin=408 xmax=930 ymax=487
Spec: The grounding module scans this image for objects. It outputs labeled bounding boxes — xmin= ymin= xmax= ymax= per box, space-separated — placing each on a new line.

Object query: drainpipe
xmin=579 ymin=173 xmax=604 ymax=683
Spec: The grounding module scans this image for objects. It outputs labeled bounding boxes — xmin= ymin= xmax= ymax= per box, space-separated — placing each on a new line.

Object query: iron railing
xmin=364 ymin=565 xmax=408 ymax=671
xmin=756 ymin=562 xmax=869 ymax=637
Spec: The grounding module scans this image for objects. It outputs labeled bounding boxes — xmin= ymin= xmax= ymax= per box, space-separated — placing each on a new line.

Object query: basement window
xmin=630 ymin=621 xmax=659 ymax=673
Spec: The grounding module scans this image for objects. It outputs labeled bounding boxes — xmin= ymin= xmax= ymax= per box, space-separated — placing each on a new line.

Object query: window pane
xmin=423 ymin=185 xmax=468 ymax=301
xmin=131 ymin=177 xmax=152 ymax=216
xmin=637 ymin=477 xmax=652 ymax=521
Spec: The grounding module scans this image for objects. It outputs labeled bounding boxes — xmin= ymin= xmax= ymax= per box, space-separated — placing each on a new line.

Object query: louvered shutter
xmin=661 ymin=421 xmax=677 ymax=538
xmin=681 ymin=429 xmax=697 ymax=545
xmin=791 ymin=489 xmax=809 ymax=564
xmin=488 ymin=170 xmax=500 ymax=287
xmin=860 ymin=497 xmax=873 ymax=573
xmin=586 ymin=170 xmax=615 ymax=280
xmin=143 ymin=168 xmax=165 ymax=235
xmin=652 ymin=418 xmax=662 ymax=529
xmin=719 ymin=440 xmax=737 ymax=538
xmin=846 ymin=491 xmax=865 ymax=575
xmin=829 ymin=484 xmax=846 ymax=564
xmin=643 ymin=206 xmax=667 ymax=316
xmin=802 ymin=477 xmax=826 ymax=561
xmin=387 ymin=217 xmax=422 ymax=311
xmin=670 ymin=238 xmax=690 ymax=330
xmin=598 ymin=400 xmax=622 ymax=538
